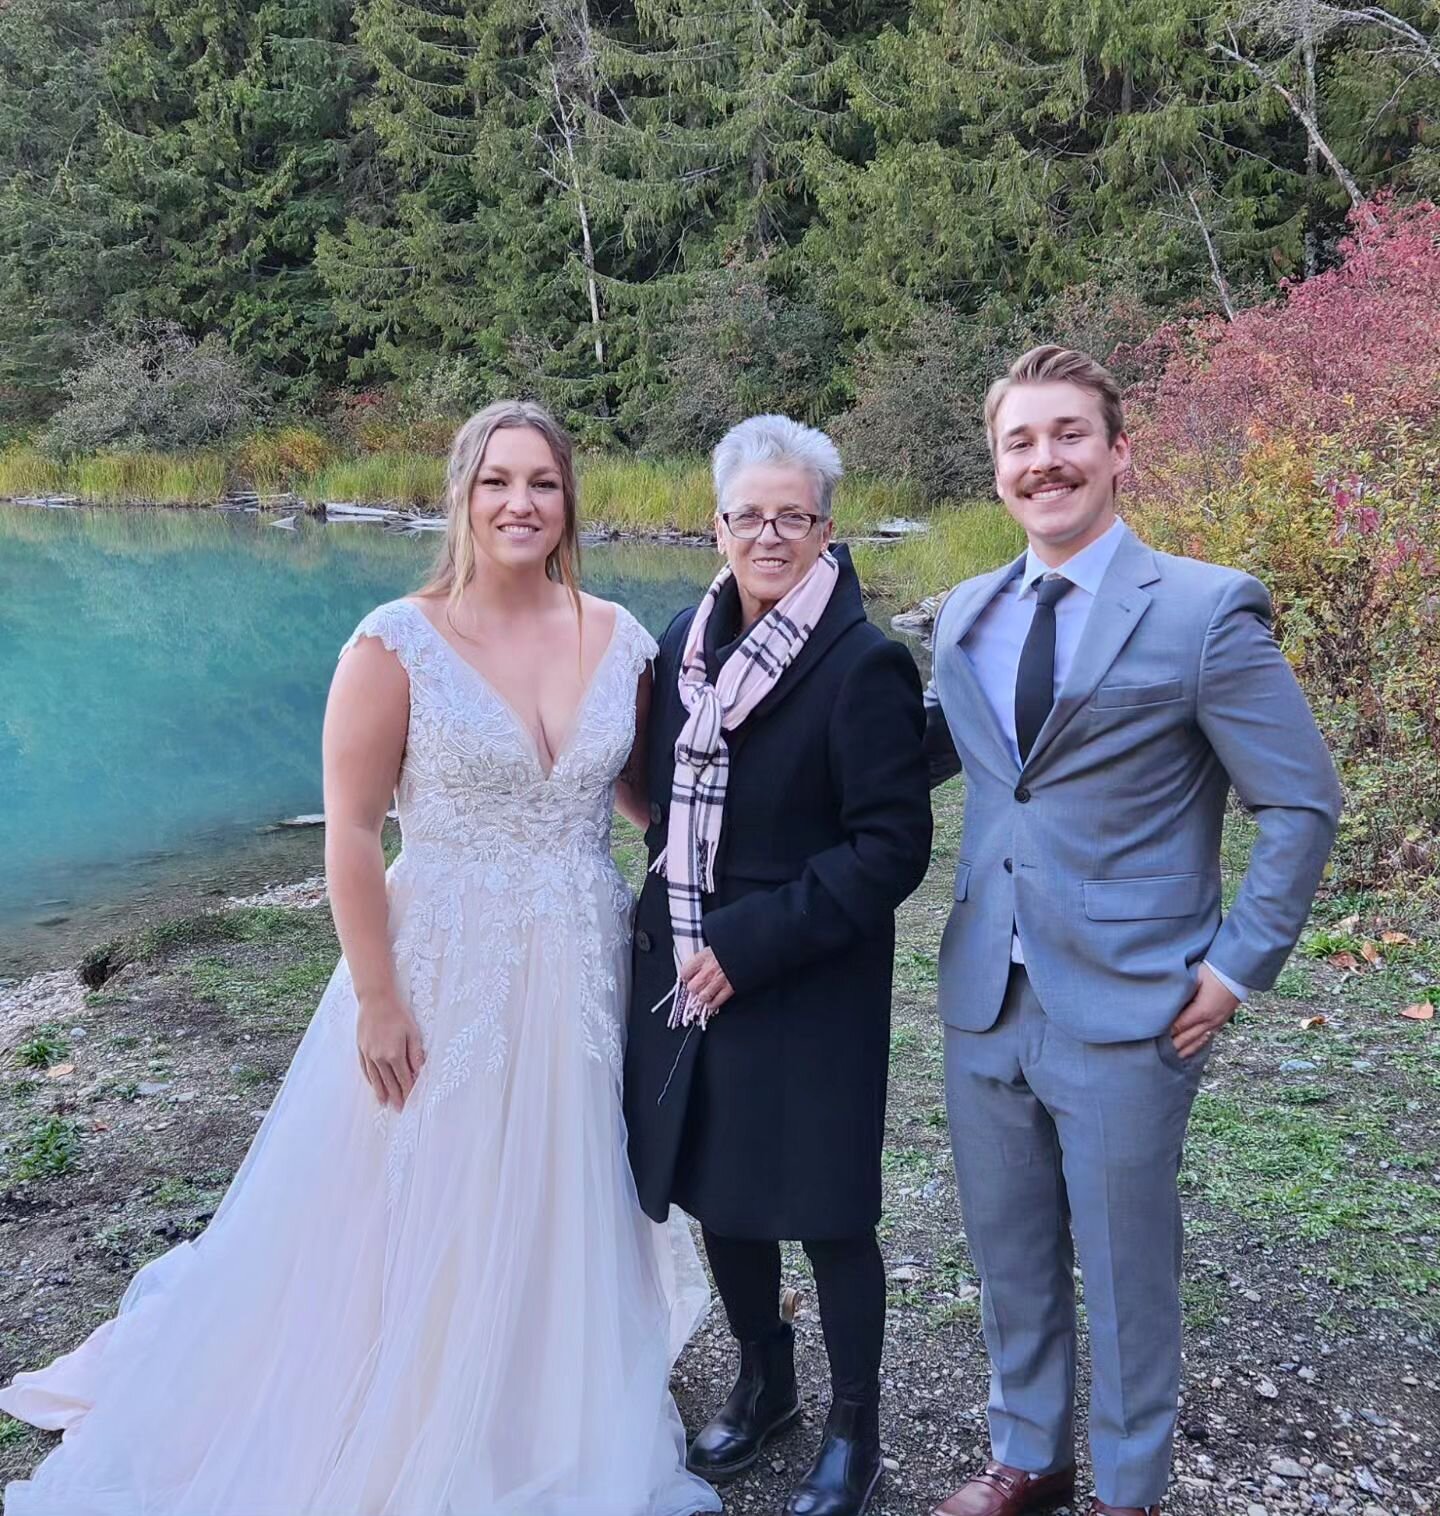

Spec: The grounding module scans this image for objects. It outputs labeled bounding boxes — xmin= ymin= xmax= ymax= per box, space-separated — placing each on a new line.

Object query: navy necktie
xmin=1015 ymin=575 xmax=1075 ymax=763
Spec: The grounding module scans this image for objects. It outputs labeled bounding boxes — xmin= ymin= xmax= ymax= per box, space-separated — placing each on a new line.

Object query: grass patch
xmin=1270 ymin=965 xmax=1313 ymax=999
xmin=895 ymin=948 xmax=940 ymax=994
xmin=306 ymin=452 xmax=445 ymax=510
xmin=1183 ymin=1091 xmax=1440 ymax=1312
xmin=1180 ymin=1270 xmax=1230 ymax=1331
xmin=850 ymin=501 xmax=1023 ymax=603
xmin=4 ymin=1116 xmax=84 ymax=1182
xmin=579 ymin=456 xmax=715 ymax=534
xmin=188 ymin=950 xmax=337 ymax=1026
xmin=0 ymin=444 xmax=67 ymax=497
xmin=70 ymin=450 xmax=228 ymax=505
xmin=13 ymin=1028 xmax=68 ymax=1071
xmin=610 ymin=817 xmax=648 ymax=892
xmin=80 ymin=907 xmax=321 ymax=988
xmin=152 ymin=1176 xmax=224 ymax=1210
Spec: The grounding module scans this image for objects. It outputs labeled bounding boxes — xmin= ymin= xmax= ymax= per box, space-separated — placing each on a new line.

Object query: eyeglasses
xmin=719 ymin=509 xmax=823 ymax=541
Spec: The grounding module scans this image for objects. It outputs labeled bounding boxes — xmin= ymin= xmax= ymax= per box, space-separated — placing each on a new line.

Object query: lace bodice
xmin=342 ymin=597 xmax=657 ymax=880
xmin=334 ymin=597 xmax=659 ymax=1126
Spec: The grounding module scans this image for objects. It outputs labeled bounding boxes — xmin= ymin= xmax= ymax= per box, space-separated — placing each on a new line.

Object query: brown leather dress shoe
xmin=1089 ymin=1500 xmax=1161 ymax=1515
xmin=930 ymin=1461 xmax=1077 ymax=1516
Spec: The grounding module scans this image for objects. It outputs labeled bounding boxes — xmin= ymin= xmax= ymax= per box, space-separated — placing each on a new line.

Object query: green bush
xmin=42 ymin=321 xmax=264 ymax=457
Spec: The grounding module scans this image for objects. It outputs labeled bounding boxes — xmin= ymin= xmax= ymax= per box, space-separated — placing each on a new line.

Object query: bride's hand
xmin=357 ymin=994 xmax=426 ymax=1109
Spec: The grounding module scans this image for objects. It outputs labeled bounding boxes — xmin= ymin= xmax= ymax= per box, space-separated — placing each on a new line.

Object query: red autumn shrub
xmin=1123 ymin=195 xmax=1440 ymax=506
xmin=1121 ymin=196 xmax=1440 ymax=888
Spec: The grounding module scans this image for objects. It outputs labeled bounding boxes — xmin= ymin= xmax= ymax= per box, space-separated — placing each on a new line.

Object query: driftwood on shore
xmin=276 ymin=809 xmax=397 ymax=829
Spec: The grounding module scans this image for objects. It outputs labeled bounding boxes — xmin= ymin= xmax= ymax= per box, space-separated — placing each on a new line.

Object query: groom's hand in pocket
xmin=357 ymin=994 xmax=427 ymax=1109
xmin=1169 ymin=963 xmax=1240 ymax=1060
xmin=680 ymin=948 xmax=734 ymax=1016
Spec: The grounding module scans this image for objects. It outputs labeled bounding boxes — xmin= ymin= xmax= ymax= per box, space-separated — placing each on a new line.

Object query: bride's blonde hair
xmin=420 ymin=400 xmax=582 ymax=617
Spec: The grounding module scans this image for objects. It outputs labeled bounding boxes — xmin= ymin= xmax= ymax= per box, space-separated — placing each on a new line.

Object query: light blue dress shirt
xmin=956 ymin=516 xmax=1249 ymax=1002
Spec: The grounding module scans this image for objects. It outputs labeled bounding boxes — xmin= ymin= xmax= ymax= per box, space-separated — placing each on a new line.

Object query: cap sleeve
xmin=339 ymin=600 xmax=427 ymax=677
xmin=615 ymin=605 xmax=659 ymax=675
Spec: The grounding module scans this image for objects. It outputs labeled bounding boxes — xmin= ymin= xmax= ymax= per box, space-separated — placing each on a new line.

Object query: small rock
xmin=1272 ymin=1457 xmax=1309 ymax=1479
xmin=1281 ymin=1058 xmax=1318 ymax=1072
xmin=136 ymin=1081 xmax=171 ymax=1097
xmin=1257 ymin=1377 xmax=1281 ymax=1399
xmin=882 ymin=1457 xmax=900 ymax=1473
xmin=888 ymin=1265 xmax=923 ymax=1284
xmin=1354 ymin=1467 xmax=1384 ymax=1495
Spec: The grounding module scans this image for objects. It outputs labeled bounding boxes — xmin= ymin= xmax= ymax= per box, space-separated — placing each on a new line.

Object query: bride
xmin=0 ymin=401 xmax=723 ymax=1516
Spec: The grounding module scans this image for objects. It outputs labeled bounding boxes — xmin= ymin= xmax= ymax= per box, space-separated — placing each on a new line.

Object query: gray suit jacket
xmin=927 ymin=524 xmax=1343 ymax=1042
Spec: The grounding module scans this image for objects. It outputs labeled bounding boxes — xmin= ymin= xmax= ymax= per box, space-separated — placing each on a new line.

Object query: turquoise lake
xmin=0 ymin=506 xmax=716 ymax=975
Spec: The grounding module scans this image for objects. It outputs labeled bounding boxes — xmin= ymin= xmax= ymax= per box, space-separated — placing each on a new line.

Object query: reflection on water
xmin=0 ymin=506 xmax=716 ymax=975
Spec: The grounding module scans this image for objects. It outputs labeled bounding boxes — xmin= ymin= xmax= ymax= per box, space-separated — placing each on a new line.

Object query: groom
xmin=924 ymin=347 xmax=1342 ymax=1516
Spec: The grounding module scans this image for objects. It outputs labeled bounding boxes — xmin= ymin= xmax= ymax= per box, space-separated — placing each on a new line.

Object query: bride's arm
xmin=322 ymin=638 xmax=421 ymax=1109
xmin=614 ymin=665 xmax=653 ymax=831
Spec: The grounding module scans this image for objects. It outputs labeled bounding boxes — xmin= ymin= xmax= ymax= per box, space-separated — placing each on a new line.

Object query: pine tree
xmin=0 ymin=0 xmax=138 ymax=402
xmin=805 ymin=0 xmax=1319 ymax=339
xmin=97 ymin=0 xmax=372 ymax=388
xmin=319 ymin=1 xmax=620 ymax=426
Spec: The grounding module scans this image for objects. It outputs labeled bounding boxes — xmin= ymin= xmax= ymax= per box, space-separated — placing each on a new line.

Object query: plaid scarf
xmin=651 ymin=549 xmax=839 ymax=1031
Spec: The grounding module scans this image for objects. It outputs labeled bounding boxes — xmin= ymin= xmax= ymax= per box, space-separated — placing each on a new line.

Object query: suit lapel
xmin=939 ymin=554 xmax=1025 ymax=775
xmin=1023 ymin=527 xmax=1160 ymax=769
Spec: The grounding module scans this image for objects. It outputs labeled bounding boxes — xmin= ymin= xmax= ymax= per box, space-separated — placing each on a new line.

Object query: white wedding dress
xmin=0 ymin=598 xmax=721 ymax=1516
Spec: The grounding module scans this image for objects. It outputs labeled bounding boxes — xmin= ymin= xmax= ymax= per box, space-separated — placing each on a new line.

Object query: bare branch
xmin=1213 ymin=25 xmax=1378 ymax=223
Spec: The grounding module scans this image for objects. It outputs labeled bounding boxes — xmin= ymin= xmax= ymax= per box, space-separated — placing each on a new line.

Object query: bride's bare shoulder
xmin=578 ymin=592 xmax=624 ymax=628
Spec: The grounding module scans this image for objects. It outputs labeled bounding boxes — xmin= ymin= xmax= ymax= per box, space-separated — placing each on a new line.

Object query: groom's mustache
xmin=1023 ymin=471 xmax=1083 ymax=494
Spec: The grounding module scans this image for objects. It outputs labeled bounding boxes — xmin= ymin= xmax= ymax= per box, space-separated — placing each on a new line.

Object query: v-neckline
xmin=403 ymin=599 xmax=622 ymax=782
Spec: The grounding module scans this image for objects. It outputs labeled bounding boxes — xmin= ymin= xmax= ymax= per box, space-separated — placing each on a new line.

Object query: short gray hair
xmin=712 ymin=414 xmax=844 ymax=518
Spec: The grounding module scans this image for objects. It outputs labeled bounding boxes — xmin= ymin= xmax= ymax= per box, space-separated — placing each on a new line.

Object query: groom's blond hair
xmin=984 ymin=346 xmax=1125 ymax=456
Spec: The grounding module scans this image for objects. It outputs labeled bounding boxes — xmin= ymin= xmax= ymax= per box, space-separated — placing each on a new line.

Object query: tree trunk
xmin=1303 ymin=6 xmax=1318 ymax=276
xmin=1215 ymin=31 xmax=1376 ymax=227
xmin=1187 ymin=187 xmax=1237 ymax=319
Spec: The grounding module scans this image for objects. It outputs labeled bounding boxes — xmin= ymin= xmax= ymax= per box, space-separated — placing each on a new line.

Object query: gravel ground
xmin=2 ymin=787 xmax=1437 ymax=1514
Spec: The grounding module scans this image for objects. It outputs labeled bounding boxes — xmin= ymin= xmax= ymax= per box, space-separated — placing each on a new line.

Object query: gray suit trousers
xmin=944 ymin=966 xmax=1208 ymax=1508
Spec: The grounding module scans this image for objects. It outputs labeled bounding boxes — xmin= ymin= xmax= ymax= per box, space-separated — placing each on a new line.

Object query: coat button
xmin=1014 ymin=785 xmax=1031 ymax=803
xmin=1003 ymin=857 xmax=1013 ymax=873
xmin=649 ymin=801 xmax=663 ymax=826
xmin=635 ymin=930 xmax=652 ymax=953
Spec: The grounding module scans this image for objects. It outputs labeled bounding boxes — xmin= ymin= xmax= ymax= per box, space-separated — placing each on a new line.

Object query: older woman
xmin=624 ymin=416 xmax=933 ymax=1516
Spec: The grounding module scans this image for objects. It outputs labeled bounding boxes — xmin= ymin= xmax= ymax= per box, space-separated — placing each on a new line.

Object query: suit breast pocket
xmin=1091 ymin=678 xmax=1184 ymax=709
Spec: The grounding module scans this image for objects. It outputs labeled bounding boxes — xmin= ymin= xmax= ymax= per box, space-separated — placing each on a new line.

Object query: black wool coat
xmin=623 ymin=546 xmax=933 ymax=1240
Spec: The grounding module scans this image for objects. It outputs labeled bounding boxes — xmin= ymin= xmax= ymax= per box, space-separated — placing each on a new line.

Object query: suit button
xmin=1003 ymin=857 xmax=1013 ymax=873
xmin=635 ymin=930 xmax=653 ymax=953
xmin=1014 ymin=786 xmax=1031 ymax=803
xmin=649 ymin=801 xmax=663 ymax=826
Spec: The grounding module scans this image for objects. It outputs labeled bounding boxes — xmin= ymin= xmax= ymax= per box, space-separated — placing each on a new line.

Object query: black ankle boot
xmin=686 ymin=1322 xmax=800 ymax=1481
xmin=782 ymin=1394 xmax=882 ymax=1516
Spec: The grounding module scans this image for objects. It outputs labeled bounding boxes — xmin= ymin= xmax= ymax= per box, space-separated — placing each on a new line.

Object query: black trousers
xmin=701 ymin=1226 xmax=885 ymax=1402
